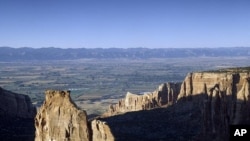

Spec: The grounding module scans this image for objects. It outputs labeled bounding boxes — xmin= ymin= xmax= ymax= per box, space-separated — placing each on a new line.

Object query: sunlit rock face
xmin=91 ymin=119 xmax=114 ymax=141
xmin=102 ymin=69 xmax=250 ymax=140
xmin=34 ymin=90 xmax=90 ymax=141
xmin=104 ymin=82 xmax=181 ymax=116
xmin=34 ymin=68 xmax=250 ymax=141
xmin=177 ymin=71 xmax=250 ymax=140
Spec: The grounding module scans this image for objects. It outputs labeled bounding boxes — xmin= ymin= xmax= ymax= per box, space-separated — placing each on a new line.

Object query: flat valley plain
xmin=0 ymin=57 xmax=249 ymax=116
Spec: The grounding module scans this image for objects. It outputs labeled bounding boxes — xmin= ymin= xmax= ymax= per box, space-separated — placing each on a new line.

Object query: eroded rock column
xmin=35 ymin=90 xmax=90 ymax=141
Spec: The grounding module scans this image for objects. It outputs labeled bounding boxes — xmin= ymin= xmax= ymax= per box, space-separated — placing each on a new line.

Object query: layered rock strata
xmin=101 ymin=69 xmax=250 ymax=140
xmin=35 ymin=90 xmax=90 ymax=141
xmin=34 ymin=68 xmax=250 ymax=141
xmin=177 ymin=71 xmax=250 ymax=140
xmin=105 ymin=82 xmax=180 ymax=116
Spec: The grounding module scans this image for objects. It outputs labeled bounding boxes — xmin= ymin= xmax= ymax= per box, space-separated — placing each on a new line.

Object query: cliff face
xmin=35 ymin=90 xmax=90 ymax=141
xmin=178 ymin=72 xmax=238 ymax=99
xmin=34 ymin=68 xmax=250 ymax=141
xmin=100 ymin=69 xmax=250 ymax=140
xmin=177 ymin=71 xmax=250 ymax=140
xmin=0 ymin=87 xmax=36 ymax=118
xmin=91 ymin=119 xmax=114 ymax=141
xmin=34 ymin=90 xmax=115 ymax=141
xmin=104 ymin=82 xmax=180 ymax=116
xmin=0 ymin=87 xmax=36 ymax=141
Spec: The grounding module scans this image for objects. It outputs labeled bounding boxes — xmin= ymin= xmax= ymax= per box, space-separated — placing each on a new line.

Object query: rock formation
xmin=34 ymin=67 xmax=250 ymax=141
xmin=104 ymin=82 xmax=180 ymax=116
xmin=91 ymin=119 xmax=114 ymax=141
xmin=34 ymin=90 xmax=115 ymax=141
xmin=177 ymin=70 xmax=250 ymax=140
xmin=35 ymin=90 xmax=90 ymax=141
xmin=0 ymin=87 xmax=36 ymax=118
xmin=0 ymin=87 xmax=36 ymax=141
xmin=100 ymin=68 xmax=250 ymax=140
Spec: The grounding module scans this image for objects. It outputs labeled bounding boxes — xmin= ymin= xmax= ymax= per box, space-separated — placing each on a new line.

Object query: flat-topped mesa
xmin=35 ymin=90 xmax=90 ymax=141
xmin=178 ymin=71 xmax=250 ymax=100
xmin=104 ymin=82 xmax=181 ymax=116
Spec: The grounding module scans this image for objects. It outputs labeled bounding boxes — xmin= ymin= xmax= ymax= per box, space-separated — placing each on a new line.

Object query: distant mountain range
xmin=0 ymin=47 xmax=249 ymax=61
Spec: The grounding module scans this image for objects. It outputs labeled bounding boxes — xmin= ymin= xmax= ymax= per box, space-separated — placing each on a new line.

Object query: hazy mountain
xmin=0 ymin=47 xmax=249 ymax=61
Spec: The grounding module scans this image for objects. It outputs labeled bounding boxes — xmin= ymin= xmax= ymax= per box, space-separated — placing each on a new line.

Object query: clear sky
xmin=0 ymin=0 xmax=250 ymax=48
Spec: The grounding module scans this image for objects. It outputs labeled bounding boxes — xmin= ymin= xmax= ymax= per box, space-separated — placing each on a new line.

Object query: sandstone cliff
xmin=0 ymin=87 xmax=36 ymax=141
xmin=91 ymin=119 xmax=114 ymax=141
xmin=177 ymin=70 xmax=250 ymax=140
xmin=104 ymin=82 xmax=180 ymax=116
xmin=34 ymin=90 xmax=115 ymax=141
xmin=99 ymin=68 xmax=250 ymax=140
xmin=35 ymin=90 xmax=90 ymax=141
xmin=34 ymin=68 xmax=250 ymax=141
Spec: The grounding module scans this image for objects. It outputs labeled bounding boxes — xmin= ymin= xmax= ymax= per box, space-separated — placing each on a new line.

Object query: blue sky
xmin=0 ymin=0 xmax=250 ymax=48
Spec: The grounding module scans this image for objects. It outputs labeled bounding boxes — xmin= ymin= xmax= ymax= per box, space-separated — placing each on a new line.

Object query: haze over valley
xmin=1 ymin=0 xmax=250 ymax=140
xmin=0 ymin=47 xmax=249 ymax=116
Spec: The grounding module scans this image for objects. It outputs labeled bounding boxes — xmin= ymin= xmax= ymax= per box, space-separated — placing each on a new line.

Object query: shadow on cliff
xmin=0 ymin=117 xmax=35 ymax=141
xmin=98 ymin=94 xmax=250 ymax=141
xmin=0 ymin=87 xmax=36 ymax=141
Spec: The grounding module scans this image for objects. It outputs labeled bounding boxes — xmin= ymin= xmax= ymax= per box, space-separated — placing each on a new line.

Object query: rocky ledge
xmin=104 ymin=82 xmax=181 ymax=117
xmin=100 ymin=68 xmax=250 ymax=140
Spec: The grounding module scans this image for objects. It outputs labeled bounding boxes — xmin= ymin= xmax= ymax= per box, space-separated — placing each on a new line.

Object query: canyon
xmin=1 ymin=67 xmax=250 ymax=140
xmin=34 ymin=67 xmax=250 ymax=141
